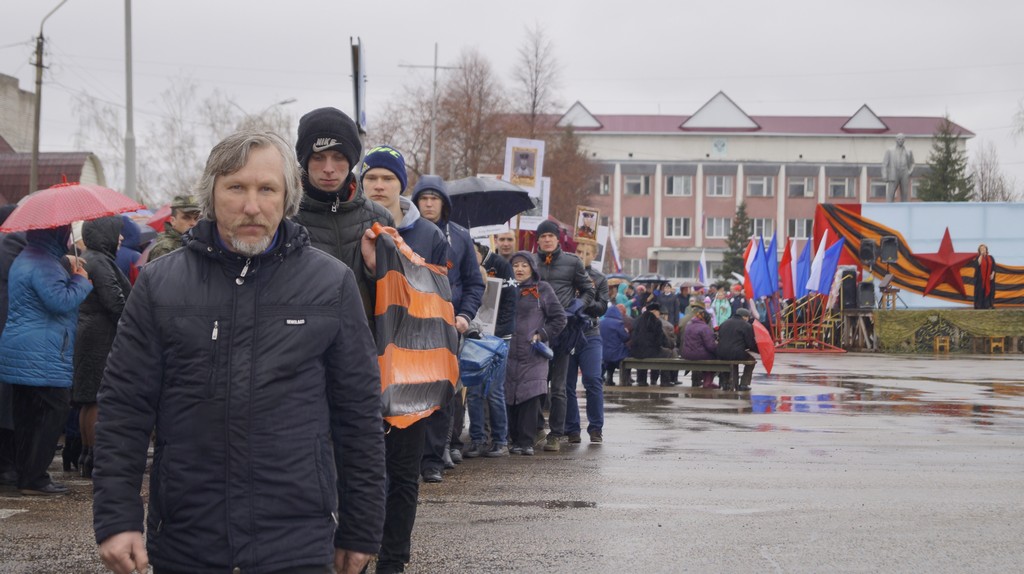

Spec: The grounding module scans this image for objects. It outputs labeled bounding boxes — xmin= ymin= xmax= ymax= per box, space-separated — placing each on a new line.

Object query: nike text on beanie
xmin=536 ymin=220 xmax=560 ymax=240
xmin=360 ymin=145 xmax=408 ymax=193
xmin=296 ymin=107 xmax=362 ymax=171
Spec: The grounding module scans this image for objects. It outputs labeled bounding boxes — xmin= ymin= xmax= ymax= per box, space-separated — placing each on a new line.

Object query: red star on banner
xmin=915 ymin=228 xmax=975 ymax=296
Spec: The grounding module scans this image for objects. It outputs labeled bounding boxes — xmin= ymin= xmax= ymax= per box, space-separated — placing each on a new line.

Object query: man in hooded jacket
xmin=292 ymin=107 xmax=394 ymax=323
xmin=412 ymin=175 xmax=485 ymax=482
xmin=93 ymin=130 xmax=385 ymax=574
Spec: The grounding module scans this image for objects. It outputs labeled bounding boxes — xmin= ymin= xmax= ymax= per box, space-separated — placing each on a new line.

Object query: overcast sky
xmin=2 ymin=0 xmax=1022 ymax=187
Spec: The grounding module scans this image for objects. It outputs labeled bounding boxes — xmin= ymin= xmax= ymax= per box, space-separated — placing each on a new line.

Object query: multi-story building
xmin=562 ymin=92 xmax=972 ymax=280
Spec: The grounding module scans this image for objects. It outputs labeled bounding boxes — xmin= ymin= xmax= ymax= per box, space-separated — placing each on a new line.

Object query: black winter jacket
xmin=292 ymin=178 xmax=393 ymax=322
xmin=583 ymin=267 xmax=609 ymax=337
xmin=534 ymin=247 xmax=595 ymax=310
xmin=72 ymin=216 xmax=131 ymax=404
xmin=717 ymin=316 xmax=756 ymax=360
xmin=93 ymin=219 xmax=386 ymax=574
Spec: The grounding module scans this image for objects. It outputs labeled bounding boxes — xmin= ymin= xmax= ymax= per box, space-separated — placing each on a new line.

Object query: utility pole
xmin=123 ymin=0 xmax=136 ymax=200
xmin=399 ymin=43 xmax=459 ymax=175
xmin=29 ymin=0 xmax=68 ymax=196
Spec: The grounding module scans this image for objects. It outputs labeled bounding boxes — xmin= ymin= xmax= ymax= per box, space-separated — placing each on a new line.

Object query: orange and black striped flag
xmin=372 ymin=223 xmax=459 ymax=428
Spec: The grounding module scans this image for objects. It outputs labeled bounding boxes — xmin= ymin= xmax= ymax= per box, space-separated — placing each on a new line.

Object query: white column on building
xmin=695 ymin=164 xmax=704 ymax=248
xmin=653 ymin=163 xmax=663 ymax=249
xmin=777 ymin=164 xmax=786 ymax=243
xmin=818 ymin=166 xmax=827 ymax=203
xmin=859 ymin=165 xmax=868 ymax=203
xmin=613 ymin=163 xmax=623 ymax=244
xmin=735 ymin=164 xmax=745 ymax=208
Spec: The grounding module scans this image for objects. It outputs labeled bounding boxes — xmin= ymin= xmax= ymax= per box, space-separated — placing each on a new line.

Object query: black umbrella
xmin=445 ymin=177 xmax=534 ymax=228
xmin=606 ymin=272 xmax=634 ymax=282
xmin=632 ymin=272 xmax=670 ymax=284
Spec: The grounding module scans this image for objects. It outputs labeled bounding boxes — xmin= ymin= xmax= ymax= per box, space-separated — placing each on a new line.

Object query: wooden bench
xmin=621 ymin=355 xmax=757 ymax=390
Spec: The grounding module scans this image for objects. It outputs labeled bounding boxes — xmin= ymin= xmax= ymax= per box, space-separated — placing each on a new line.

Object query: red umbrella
xmin=146 ymin=204 xmax=172 ymax=231
xmin=752 ymin=319 xmax=775 ymax=375
xmin=0 ymin=182 xmax=146 ymax=233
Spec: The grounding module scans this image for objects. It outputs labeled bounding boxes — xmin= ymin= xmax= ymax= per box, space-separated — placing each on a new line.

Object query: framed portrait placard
xmin=503 ymin=138 xmax=545 ymax=195
xmin=574 ymin=206 xmax=599 ymax=242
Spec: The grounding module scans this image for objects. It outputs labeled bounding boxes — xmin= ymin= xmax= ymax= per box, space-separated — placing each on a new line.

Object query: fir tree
xmin=721 ymin=202 xmax=751 ymax=280
xmin=918 ymin=116 xmax=973 ymax=201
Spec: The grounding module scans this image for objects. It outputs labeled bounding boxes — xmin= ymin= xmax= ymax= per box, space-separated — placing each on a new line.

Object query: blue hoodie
xmin=411 ymin=175 xmax=484 ymax=323
xmin=394 ymin=195 xmax=447 ymax=267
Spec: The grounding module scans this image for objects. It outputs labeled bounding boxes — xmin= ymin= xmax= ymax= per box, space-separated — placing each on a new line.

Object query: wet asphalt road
xmin=2 ymin=353 xmax=1023 ymax=573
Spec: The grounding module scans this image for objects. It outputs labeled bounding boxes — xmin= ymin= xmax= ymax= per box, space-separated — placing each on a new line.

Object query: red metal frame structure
xmin=773 ymin=293 xmax=846 ymax=353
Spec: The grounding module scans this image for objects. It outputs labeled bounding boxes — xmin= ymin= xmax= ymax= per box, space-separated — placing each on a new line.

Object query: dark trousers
xmin=0 ymin=428 xmax=15 ymax=478
xmin=508 ymin=395 xmax=543 ymax=449
xmin=540 ymin=352 xmax=570 ymax=437
xmin=448 ymin=391 xmax=465 ymax=451
xmin=378 ymin=420 xmax=426 ymax=572
xmin=566 ymin=335 xmax=604 ymax=434
xmin=421 ymin=395 xmax=453 ymax=474
xmin=13 ymin=385 xmax=69 ymax=489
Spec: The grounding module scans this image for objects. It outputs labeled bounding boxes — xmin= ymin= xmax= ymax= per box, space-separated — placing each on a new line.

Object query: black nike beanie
xmin=295 ymin=107 xmax=362 ymax=171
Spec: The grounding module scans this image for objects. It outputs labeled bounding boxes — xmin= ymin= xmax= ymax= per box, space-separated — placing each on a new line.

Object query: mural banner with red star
xmin=816 ymin=204 xmax=1024 ymax=306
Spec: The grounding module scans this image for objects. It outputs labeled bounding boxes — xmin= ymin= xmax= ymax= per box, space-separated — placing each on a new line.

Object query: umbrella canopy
xmin=752 ymin=319 xmax=775 ymax=375
xmin=680 ymin=279 xmax=705 ymax=289
xmin=606 ymin=272 xmax=633 ymax=282
xmin=632 ymin=272 xmax=670 ymax=284
xmin=445 ymin=177 xmax=534 ymax=228
xmin=0 ymin=183 xmax=146 ymax=233
xmin=146 ymin=204 xmax=172 ymax=231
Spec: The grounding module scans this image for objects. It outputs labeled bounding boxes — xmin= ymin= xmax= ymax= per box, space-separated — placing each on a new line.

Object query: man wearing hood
xmin=0 ymin=225 xmax=92 ymax=495
xmin=292 ymin=107 xmax=394 ymax=322
xmin=93 ymin=130 xmax=385 ymax=574
xmin=533 ymin=220 xmax=595 ymax=452
xmin=412 ymin=175 xmax=485 ymax=482
xmin=360 ymin=145 xmax=445 ymax=574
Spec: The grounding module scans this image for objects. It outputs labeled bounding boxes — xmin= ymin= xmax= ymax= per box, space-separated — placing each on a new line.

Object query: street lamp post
xmin=29 ymin=0 xmax=69 ymax=196
xmin=230 ymin=98 xmax=297 ymax=131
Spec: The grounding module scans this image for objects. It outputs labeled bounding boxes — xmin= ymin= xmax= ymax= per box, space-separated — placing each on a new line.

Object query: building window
xmin=911 ymin=179 xmax=920 ymax=199
xmin=706 ymin=175 xmax=733 ymax=197
xmin=593 ymin=174 xmax=611 ymax=196
xmin=624 ymin=175 xmax=651 ymax=196
xmin=829 ymin=177 xmax=856 ymax=198
xmin=751 ymin=218 xmax=774 ymax=238
xmin=623 ymin=216 xmax=650 ymax=237
xmin=870 ymin=179 xmax=887 ymax=199
xmin=747 ymin=176 xmax=774 ymax=197
xmin=599 ymin=216 xmax=609 ymax=227
xmin=665 ymin=175 xmax=693 ymax=197
xmin=787 ymin=218 xmax=813 ymax=239
xmin=657 ymin=260 xmax=695 ymax=278
xmin=664 ymin=217 xmax=692 ymax=238
xmin=788 ymin=176 xmax=816 ymax=198
xmin=705 ymin=217 xmax=731 ymax=238
xmin=622 ymin=258 xmax=646 ymax=277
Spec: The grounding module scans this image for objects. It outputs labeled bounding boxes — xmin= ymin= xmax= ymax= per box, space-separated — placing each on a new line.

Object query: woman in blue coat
xmin=600 ymin=303 xmax=630 ymax=386
xmin=0 ymin=225 xmax=92 ymax=495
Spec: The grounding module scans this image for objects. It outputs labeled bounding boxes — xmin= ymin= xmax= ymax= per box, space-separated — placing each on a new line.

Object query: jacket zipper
xmin=331 ymin=195 xmax=340 ymax=213
xmin=60 ymin=329 xmax=69 ymax=360
xmin=236 ymin=258 xmax=251 ymax=285
xmin=207 ymin=320 xmax=220 ymax=399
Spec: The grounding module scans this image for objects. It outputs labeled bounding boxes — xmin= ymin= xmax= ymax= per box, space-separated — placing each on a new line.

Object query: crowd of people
xmin=0 ymin=107 xmax=761 ymax=573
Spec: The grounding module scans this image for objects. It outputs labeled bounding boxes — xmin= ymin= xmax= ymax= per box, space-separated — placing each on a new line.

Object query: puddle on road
xmin=604 ymin=370 xmax=1024 ymax=424
xmin=423 ymin=499 xmax=596 ymax=509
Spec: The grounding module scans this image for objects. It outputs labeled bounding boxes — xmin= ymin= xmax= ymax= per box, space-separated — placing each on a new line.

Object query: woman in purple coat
xmin=504 ymin=252 xmax=566 ymax=455
xmin=680 ymin=310 xmax=719 ymax=388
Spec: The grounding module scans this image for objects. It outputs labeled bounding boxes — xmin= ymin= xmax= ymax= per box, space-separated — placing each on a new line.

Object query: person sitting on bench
xmin=716 ymin=308 xmax=756 ymax=391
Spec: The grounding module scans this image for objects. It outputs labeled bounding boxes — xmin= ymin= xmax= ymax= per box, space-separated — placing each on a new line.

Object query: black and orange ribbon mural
xmin=816 ymin=204 xmax=1024 ymax=306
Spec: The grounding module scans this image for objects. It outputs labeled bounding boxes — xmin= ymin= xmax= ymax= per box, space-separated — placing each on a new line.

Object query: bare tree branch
xmin=971 ymin=140 xmax=1018 ymax=202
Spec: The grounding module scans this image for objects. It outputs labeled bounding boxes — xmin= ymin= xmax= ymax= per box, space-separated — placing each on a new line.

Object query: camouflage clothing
xmin=148 ymin=223 xmax=185 ymax=262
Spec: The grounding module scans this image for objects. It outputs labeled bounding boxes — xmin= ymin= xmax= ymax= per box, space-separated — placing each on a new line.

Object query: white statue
xmin=881 ymin=133 xmax=914 ymax=202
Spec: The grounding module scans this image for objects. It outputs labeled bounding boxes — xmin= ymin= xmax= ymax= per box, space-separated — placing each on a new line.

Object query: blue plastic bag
xmin=459 ymin=335 xmax=508 ymax=388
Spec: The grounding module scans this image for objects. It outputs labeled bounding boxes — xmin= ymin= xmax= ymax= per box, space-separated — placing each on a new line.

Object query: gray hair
xmin=193 ymin=130 xmax=303 ymax=220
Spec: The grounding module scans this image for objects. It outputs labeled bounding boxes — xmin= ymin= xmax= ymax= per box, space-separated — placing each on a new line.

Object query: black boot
xmin=81 ymin=447 xmax=94 ymax=479
xmin=63 ymin=435 xmax=82 ymax=472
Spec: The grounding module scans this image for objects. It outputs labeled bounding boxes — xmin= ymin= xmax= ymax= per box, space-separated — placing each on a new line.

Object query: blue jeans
xmin=565 ymin=334 xmax=604 ymax=435
xmin=467 ymin=349 xmax=508 ymax=445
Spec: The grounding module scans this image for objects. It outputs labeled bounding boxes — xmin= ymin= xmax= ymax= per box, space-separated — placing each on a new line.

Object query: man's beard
xmin=230 ymin=235 xmax=272 ymax=257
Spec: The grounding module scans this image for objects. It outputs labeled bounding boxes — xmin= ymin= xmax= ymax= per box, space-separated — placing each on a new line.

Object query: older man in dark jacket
xmin=93 ymin=131 xmax=385 ymax=574
xmin=534 ymin=220 xmax=595 ymax=451
xmin=717 ymin=308 xmax=757 ymax=391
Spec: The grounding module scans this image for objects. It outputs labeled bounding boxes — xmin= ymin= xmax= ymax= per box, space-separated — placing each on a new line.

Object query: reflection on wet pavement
xmin=603 ymin=353 xmax=1024 ymax=428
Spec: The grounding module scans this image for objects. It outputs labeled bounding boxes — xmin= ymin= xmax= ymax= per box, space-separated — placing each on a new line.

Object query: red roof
xmin=0 ymin=152 xmax=95 ymax=205
xmin=573 ymin=114 xmax=973 ymax=137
